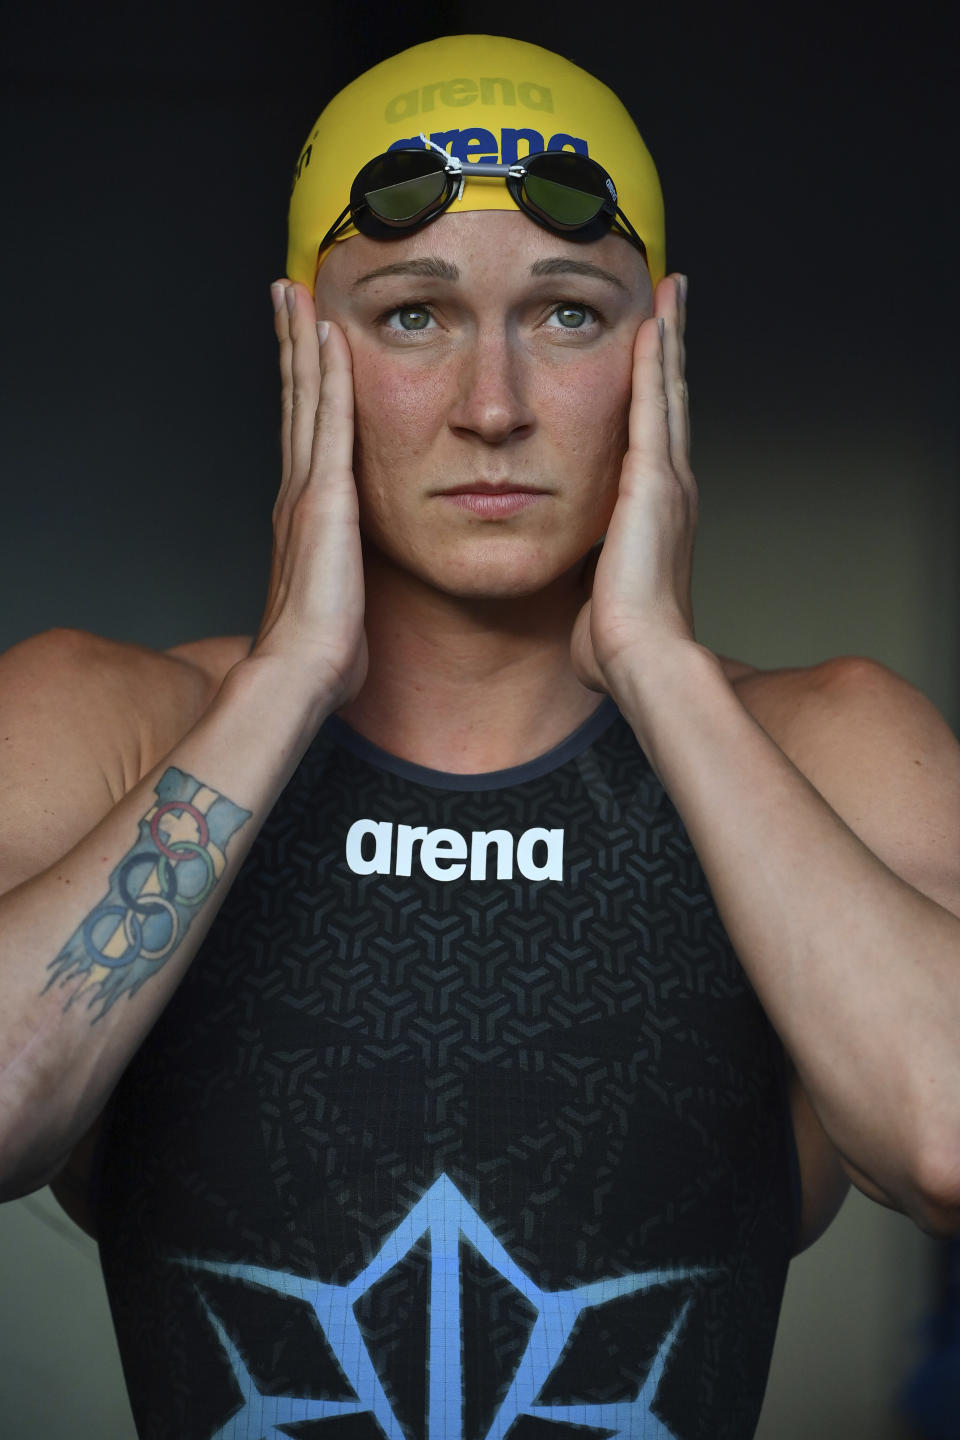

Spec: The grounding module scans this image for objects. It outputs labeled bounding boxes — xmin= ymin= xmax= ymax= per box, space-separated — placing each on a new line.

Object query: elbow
xmin=908 ymin=1143 xmax=960 ymax=1238
xmin=913 ymin=1198 xmax=960 ymax=1240
xmin=0 ymin=1100 xmax=71 ymax=1206
xmin=0 ymin=1152 xmax=64 ymax=1206
xmin=0 ymin=1128 xmax=63 ymax=1205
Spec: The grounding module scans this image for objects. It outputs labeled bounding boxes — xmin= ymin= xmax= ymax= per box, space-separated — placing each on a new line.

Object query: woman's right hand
xmin=253 ymin=281 xmax=368 ymax=712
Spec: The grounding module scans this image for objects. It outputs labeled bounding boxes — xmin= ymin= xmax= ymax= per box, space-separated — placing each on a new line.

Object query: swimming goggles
xmin=318 ymin=134 xmax=648 ymax=261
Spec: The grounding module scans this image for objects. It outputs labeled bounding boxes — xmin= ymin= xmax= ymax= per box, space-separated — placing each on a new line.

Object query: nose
xmin=446 ymin=327 xmax=536 ymax=445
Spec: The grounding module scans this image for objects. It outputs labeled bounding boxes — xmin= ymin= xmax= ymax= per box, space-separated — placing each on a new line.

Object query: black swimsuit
xmin=94 ymin=699 xmax=799 ymax=1439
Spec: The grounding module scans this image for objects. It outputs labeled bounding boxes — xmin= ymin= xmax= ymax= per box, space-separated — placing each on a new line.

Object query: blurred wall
xmin=1 ymin=2 xmax=956 ymax=1435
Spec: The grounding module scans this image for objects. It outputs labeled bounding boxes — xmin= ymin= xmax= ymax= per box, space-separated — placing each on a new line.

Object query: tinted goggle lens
xmin=367 ymin=170 xmax=448 ymax=221
xmin=519 ymin=151 xmax=609 ymax=228
xmin=354 ymin=151 xmax=451 ymax=225
xmin=521 ymin=173 xmax=603 ymax=227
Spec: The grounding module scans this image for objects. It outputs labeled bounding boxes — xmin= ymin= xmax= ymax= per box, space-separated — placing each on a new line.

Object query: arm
xmin=0 ymin=284 xmax=364 ymax=1201
xmin=572 ymin=277 xmax=960 ymax=1236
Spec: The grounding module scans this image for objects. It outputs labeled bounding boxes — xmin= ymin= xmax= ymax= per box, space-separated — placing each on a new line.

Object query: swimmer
xmin=1 ymin=34 xmax=958 ymax=1440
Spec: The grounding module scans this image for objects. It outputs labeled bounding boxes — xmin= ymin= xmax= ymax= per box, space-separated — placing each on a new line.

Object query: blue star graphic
xmin=177 ymin=1173 xmax=709 ymax=1439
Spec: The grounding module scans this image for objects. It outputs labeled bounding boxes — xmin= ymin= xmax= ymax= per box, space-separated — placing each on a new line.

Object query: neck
xmin=337 ymin=546 xmax=606 ymax=773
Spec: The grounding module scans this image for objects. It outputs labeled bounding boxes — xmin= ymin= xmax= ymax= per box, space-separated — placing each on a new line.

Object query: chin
xmin=411 ymin=538 xmax=597 ymax=603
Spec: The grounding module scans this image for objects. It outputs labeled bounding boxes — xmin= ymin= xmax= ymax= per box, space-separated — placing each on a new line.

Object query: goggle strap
xmin=613 ymin=208 xmax=647 ymax=259
xmin=318 ymin=202 xmax=355 ymax=255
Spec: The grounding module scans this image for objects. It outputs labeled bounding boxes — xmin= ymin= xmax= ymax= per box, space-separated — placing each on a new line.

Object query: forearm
xmin=612 ymin=641 xmax=960 ymax=1229
xmin=0 ymin=656 xmax=331 ymax=1199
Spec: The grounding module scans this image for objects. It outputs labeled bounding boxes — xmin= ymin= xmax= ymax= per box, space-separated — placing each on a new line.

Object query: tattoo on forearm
xmin=44 ymin=767 xmax=251 ymax=1020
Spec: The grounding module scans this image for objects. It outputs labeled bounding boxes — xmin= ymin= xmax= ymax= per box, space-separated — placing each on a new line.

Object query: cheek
xmin=350 ymin=348 xmax=449 ymax=482
xmin=538 ymin=352 xmax=632 ymax=473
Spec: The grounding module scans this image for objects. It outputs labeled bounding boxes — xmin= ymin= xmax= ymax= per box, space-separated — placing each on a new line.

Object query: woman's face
xmin=314 ymin=209 xmax=652 ymax=600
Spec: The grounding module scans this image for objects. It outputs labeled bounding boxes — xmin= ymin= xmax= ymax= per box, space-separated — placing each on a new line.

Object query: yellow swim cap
xmin=287 ymin=35 xmax=665 ymax=291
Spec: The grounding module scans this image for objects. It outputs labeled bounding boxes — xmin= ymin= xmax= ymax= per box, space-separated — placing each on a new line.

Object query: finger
xmin=626 ymin=314 xmax=671 ymax=470
xmin=310 ymin=319 xmax=355 ymax=483
xmin=655 ymin=274 xmax=692 ymax=479
xmin=284 ymin=283 xmax=322 ymax=506
xmin=268 ymin=279 xmax=297 ymax=569
xmin=676 ymin=274 xmax=691 ymax=455
xmin=271 ymin=280 xmax=294 ymax=496
xmin=676 ymin=274 xmax=687 ymax=392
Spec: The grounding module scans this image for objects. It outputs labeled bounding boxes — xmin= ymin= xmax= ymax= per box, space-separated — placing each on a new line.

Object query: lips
xmin=437 ymin=484 xmax=547 ymax=517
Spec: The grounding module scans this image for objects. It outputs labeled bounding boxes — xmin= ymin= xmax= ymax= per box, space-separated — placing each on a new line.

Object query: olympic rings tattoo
xmin=82 ymin=798 xmax=223 ymax=968
xmin=46 ymin=768 xmax=252 ymax=1021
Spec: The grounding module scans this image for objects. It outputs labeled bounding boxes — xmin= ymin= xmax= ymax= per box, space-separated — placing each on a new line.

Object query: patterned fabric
xmin=96 ymin=700 xmax=799 ymax=1439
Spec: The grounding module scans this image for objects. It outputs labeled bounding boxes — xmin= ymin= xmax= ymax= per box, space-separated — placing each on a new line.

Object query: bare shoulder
xmin=0 ymin=628 xmax=249 ymax=892
xmin=732 ymin=654 xmax=960 ymax=913
xmin=0 ymin=627 xmax=237 ymax=785
xmin=731 ymin=652 xmax=955 ymax=752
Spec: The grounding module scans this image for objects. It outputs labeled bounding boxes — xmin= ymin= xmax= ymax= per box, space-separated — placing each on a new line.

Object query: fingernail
xmin=657 ymin=317 xmax=665 ymax=340
xmin=316 ymin=320 xmax=329 ymax=345
xmin=285 ymin=286 xmax=296 ymax=316
xmin=677 ymin=274 xmax=688 ymax=304
xmin=270 ymin=282 xmax=285 ymax=314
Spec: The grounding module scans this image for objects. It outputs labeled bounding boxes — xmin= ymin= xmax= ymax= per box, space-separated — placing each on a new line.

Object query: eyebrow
xmin=529 ymin=258 xmax=629 ymax=292
xmin=352 ymin=258 xmax=461 ymax=288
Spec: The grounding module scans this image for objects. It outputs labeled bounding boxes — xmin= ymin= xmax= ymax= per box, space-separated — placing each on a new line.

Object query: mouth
xmin=435 ymin=481 xmax=549 ymax=518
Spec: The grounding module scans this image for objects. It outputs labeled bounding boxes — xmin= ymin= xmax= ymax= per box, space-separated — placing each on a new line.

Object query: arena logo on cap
xmin=388 ymin=128 xmax=588 ymax=165
xmin=385 ymin=76 xmax=553 ymax=123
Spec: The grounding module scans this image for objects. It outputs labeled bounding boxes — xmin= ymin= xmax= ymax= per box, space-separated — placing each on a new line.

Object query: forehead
xmin=314 ymin=210 xmax=651 ymax=302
